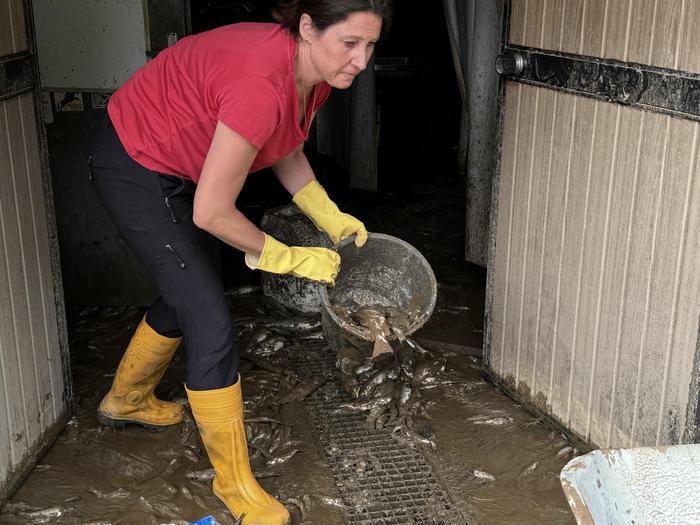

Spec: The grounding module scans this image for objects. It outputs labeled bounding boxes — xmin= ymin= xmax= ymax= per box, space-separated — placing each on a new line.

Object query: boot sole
xmin=96 ymin=410 xmax=180 ymax=430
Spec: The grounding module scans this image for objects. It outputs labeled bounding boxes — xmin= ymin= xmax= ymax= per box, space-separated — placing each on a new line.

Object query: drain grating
xmin=291 ymin=346 xmax=467 ymax=525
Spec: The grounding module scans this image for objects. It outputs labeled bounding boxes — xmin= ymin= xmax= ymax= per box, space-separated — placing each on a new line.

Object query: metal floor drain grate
xmin=292 ymin=346 xmax=467 ymax=525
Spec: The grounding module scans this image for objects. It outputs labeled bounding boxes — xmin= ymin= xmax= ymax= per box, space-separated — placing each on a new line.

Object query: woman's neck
xmin=295 ymin=39 xmax=321 ymax=91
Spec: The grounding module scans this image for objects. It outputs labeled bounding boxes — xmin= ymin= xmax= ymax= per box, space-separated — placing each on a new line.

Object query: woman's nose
xmin=351 ymin=47 xmax=371 ymax=71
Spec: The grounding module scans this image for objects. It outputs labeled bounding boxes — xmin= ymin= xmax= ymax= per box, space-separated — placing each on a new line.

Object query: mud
xmin=2 ymin=174 xmax=574 ymax=524
xmin=1 ymin=294 xmax=574 ymax=524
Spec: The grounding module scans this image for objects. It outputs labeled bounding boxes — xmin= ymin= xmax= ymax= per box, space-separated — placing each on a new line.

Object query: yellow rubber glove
xmin=245 ymin=233 xmax=341 ymax=286
xmin=292 ymin=180 xmax=368 ymax=247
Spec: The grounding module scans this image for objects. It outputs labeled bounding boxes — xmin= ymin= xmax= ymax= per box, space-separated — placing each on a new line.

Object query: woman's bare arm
xmin=271 ymin=143 xmax=316 ymax=196
xmin=193 ymin=121 xmax=266 ymax=256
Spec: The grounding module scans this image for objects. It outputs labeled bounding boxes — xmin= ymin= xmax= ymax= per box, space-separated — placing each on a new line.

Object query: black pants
xmin=88 ymin=112 xmax=239 ymax=390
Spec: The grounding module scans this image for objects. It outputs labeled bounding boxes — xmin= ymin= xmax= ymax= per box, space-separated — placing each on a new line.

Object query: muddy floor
xmin=1 ymin=173 xmax=577 ymax=524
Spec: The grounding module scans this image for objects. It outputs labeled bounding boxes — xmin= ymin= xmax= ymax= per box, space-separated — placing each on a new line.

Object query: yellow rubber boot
xmin=97 ymin=316 xmax=183 ymax=428
xmin=186 ymin=379 xmax=290 ymax=525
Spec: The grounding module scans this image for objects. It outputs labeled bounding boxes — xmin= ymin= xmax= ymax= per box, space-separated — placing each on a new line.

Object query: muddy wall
xmin=0 ymin=0 xmax=71 ymax=504
xmin=487 ymin=0 xmax=700 ymax=448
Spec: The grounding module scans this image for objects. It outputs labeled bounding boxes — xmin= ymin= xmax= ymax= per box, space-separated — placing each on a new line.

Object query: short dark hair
xmin=273 ymin=0 xmax=392 ymax=39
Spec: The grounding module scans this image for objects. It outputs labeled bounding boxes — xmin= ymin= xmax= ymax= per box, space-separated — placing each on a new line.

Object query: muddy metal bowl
xmin=320 ymin=233 xmax=437 ymax=351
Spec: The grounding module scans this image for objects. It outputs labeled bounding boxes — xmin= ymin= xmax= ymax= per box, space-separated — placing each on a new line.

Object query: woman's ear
xmin=299 ymin=13 xmax=314 ymax=43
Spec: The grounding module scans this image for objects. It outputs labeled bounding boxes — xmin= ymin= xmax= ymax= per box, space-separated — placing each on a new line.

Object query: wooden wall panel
xmin=0 ymin=0 xmax=27 ymax=54
xmin=491 ymin=85 xmax=700 ymax=447
xmin=19 ymin=94 xmax=64 ymax=419
xmin=533 ymin=90 xmax=572 ymax=410
xmin=587 ymin=107 xmax=645 ymax=447
xmin=0 ymin=93 xmax=66 ymax=495
xmin=491 ymin=83 xmax=522 ymax=376
xmin=518 ymin=88 xmax=556 ymax=398
xmin=511 ymin=0 xmax=700 ymax=74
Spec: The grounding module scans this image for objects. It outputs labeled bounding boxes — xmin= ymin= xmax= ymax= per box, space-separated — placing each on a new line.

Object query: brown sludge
xmin=1 ymin=288 xmax=575 ymax=524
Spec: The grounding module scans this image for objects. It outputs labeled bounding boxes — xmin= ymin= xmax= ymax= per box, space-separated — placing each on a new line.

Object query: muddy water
xmin=1 ymin=291 xmax=575 ymax=524
xmin=1 ymin=303 xmax=343 ymax=525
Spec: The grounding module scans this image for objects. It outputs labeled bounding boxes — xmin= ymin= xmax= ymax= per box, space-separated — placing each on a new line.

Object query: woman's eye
xmin=344 ymin=41 xmax=357 ymax=48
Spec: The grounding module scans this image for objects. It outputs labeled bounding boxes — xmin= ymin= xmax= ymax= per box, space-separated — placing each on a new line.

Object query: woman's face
xmin=303 ymin=11 xmax=383 ymax=89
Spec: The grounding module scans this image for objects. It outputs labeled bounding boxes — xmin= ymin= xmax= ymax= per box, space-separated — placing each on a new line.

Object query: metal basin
xmin=320 ymin=233 xmax=437 ymax=351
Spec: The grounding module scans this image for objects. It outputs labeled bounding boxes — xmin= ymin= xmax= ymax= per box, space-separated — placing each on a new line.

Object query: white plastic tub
xmin=560 ymin=444 xmax=700 ymax=524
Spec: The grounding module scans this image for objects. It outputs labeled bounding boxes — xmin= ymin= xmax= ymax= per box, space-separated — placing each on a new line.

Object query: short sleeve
xmin=216 ymin=78 xmax=282 ymax=149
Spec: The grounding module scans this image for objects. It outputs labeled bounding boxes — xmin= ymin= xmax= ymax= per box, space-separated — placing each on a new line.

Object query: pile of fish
xmin=229 ymin=291 xmax=449 ymax=446
xmin=335 ymin=338 xmax=446 ymax=438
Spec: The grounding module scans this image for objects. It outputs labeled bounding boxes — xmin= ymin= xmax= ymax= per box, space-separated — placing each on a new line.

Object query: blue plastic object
xmin=188 ymin=516 xmax=220 ymax=525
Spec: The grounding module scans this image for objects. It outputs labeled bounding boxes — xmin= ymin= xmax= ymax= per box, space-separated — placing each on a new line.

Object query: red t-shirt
xmin=108 ymin=23 xmax=331 ymax=182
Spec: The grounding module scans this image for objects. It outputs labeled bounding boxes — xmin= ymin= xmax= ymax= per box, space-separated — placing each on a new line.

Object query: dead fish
xmin=336 ymin=346 xmax=366 ymax=375
xmin=373 ymin=380 xmax=397 ymax=400
xmin=557 ymin=446 xmax=574 ymax=457
xmin=226 ymin=285 xmax=261 ymax=297
xmin=519 ymin=461 xmax=540 ymax=476
xmin=266 ymin=448 xmax=301 ymax=466
xmin=339 ymin=373 xmax=361 ymax=398
xmin=262 ymin=317 xmax=322 ymax=333
xmin=249 ymin=335 xmax=286 ymax=357
xmin=359 ymin=369 xmax=388 ymax=399
xmin=240 ymin=353 xmax=282 ymax=374
xmin=396 ymin=382 xmax=413 ymax=419
xmin=246 ymin=417 xmax=283 ymax=425
xmin=297 ymin=330 xmax=325 ymax=341
xmin=186 ymin=468 xmax=215 ymax=482
xmin=354 ymin=362 xmax=374 ymax=376
xmin=396 ymin=345 xmax=416 ymax=379
xmin=471 ymin=469 xmax=496 ymax=481
xmin=405 ymin=338 xmax=434 ymax=359
xmin=467 ymin=415 xmax=513 ymax=426
xmin=89 ymin=487 xmax=131 ymax=501
xmin=336 ymin=395 xmax=393 ymax=413
xmin=181 ymin=447 xmax=200 ymax=463
xmin=367 ymin=405 xmax=389 ymax=429
xmin=279 ymin=374 xmax=330 ymax=404
xmin=22 ymin=507 xmax=73 ymax=523
xmin=440 ymin=305 xmax=471 ymax=313
xmin=162 ymin=457 xmax=180 ymax=476
xmin=412 ymin=358 xmax=446 ymax=388
xmin=401 ymin=428 xmax=436 ymax=448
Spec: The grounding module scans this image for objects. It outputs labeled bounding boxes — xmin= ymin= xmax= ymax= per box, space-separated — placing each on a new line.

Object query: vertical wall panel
xmin=649 ymin=0 xmax=683 ymax=69
xmin=7 ymin=96 xmax=57 ymax=426
xmin=0 ymin=98 xmax=29 ymax=467
xmin=568 ymin=102 xmax=618 ymax=434
xmin=540 ymin=0 xmax=564 ymax=50
xmin=603 ymin=0 xmax=632 ymax=59
xmin=9 ymin=0 xmax=26 ymax=52
xmin=491 ymin=83 xmax=522 ymax=375
xmin=504 ymin=84 xmax=538 ymax=387
xmin=558 ymin=0 xmax=585 ymax=55
xmin=509 ymin=0 xmax=527 ymax=46
xmin=581 ymin=0 xmax=609 ymax=57
xmin=588 ymin=107 xmax=645 ymax=447
xmin=519 ymin=88 xmax=556 ymax=400
xmin=0 ymin=1 xmax=14 ymax=55
xmin=19 ymin=94 xmax=63 ymax=419
xmin=641 ymin=119 xmax=698 ymax=445
xmin=679 ymin=0 xmax=700 ymax=73
xmin=533 ymin=91 xmax=571 ymax=410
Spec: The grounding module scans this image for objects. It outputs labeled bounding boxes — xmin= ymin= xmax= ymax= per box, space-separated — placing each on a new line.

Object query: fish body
xmin=337 ymin=395 xmax=393 ymax=412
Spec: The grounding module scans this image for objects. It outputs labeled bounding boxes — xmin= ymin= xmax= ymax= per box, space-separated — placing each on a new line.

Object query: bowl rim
xmin=319 ymin=232 xmax=438 ymax=341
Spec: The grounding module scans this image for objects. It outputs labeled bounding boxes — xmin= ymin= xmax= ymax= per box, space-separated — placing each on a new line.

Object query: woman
xmin=87 ymin=1 xmax=391 ymax=523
